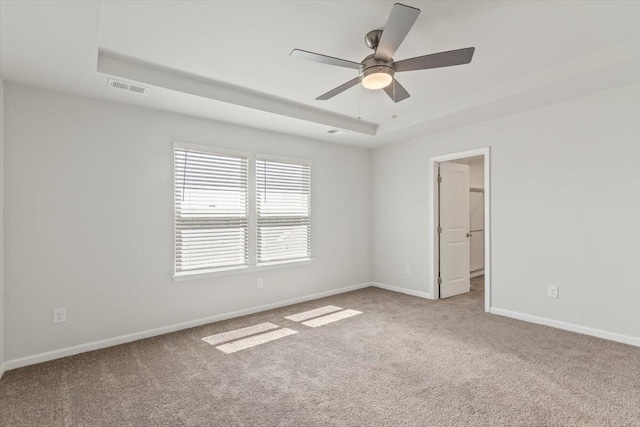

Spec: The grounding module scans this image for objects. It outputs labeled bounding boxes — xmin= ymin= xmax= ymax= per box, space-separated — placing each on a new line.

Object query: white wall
xmin=3 ymin=84 xmax=372 ymax=362
xmin=468 ymin=157 xmax=484 ymax=190
xmin=3 ymin=81 xmax=639 ymax=366
xmin=467 ymin=158 xmax=484 ymax=272
xmin=372 ymin=83 xmax=640 ymax=341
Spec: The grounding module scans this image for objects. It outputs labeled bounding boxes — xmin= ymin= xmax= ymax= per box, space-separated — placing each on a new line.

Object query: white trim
xmin=0 ymin=363 xmax=5 ymax=381
xmin=470 ymin=270 xmax=485 ymax=278
xmin=2 ymin=282 xmax=373 ymax=372
xmin=97 ymin=49 xmax=378 ymax=136
xmin=255 ymin=152 xmax=312 ymax=166
xmin=490 ymin=307 xmax=640 ymax=347
xmin=173 ymin=140 xmax=249 ymax=158
xmin=371 ymin=282 xmax=432 ymax=299
xmin=429 ymin=147 xmax=492 ymax=312
xmin=172 ymin=143 xmax=314 ymax=279
xmin=173 ymin=258 xmax=313 ymax=281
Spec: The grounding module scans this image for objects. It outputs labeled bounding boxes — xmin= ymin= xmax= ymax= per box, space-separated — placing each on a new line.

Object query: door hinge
xmin=438 ymin=175 xmax=442 ymax=183
xmin=437 ymin=276 xmax=442 ymax=285
xmin=437 ymin=225 xmax=442 ymax=234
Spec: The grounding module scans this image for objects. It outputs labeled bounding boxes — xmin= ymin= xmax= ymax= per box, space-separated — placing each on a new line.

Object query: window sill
xmin=172 ymin=258 xmax=314 ymax=282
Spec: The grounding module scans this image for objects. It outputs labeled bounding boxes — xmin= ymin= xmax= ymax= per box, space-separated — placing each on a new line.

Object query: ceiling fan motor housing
xmin=359 ymin=54 xmax=395 ymax=82
xmin=291 ymin=4 xmax=473 ymax=101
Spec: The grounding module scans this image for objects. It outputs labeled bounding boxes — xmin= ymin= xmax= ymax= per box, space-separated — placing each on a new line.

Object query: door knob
xmin=466 ymin=232 xmax=472 ymax=237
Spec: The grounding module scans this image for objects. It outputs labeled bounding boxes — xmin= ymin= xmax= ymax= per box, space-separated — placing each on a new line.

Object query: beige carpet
xmin=1 ymin=277 xmax=639 ymax=426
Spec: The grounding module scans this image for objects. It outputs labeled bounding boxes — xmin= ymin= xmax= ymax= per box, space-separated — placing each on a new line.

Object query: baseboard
xmin=371 ymin=282 xmax=433 ymax=300
xmin=0 ymin=362 xmax=5 ymax=380
xmin=470 ymin=269 xmax=485 ymax=278
xmin=2 ymin=282 xmax=374 ymax=372
xmin=490 ymin=307 xmax=640 ymax=347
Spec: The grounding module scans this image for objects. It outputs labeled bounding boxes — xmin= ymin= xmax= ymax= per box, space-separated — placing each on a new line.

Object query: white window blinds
xmin=256 ymin=159 xmax=311 ymax=264
xmin=174 ymin=148 xmax=248 ymax=273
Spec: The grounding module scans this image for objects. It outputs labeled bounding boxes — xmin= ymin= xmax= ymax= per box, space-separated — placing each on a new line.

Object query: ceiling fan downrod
xmin=364 ymin=29 xmax=383 ymax=51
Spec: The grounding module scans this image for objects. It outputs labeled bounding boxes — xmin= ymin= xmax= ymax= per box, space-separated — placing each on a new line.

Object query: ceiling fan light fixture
xmin=360 ymin=66 xmax=394 ymax=90
xmin=292 ymin=3 xmax=474 ymax=103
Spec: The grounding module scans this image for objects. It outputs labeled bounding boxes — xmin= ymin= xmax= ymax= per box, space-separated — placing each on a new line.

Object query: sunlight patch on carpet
xmin=215 ymin=328 xmax=298 ymax=354
xmin=285 ymin=305 xmax=343 ymax=322
xmin=201 ymin=322 xmax=280 ymax=346
xmin=301 ymin=309 xmax=362 ymax=328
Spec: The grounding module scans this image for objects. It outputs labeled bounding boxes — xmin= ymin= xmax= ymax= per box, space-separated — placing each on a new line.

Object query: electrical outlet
xmin=404 ymin=265 xmax=410 ymax=274
xmin=547 ymin=285 xmax=558 ymax=299
xmin=53 ymin=308 xmax=66 ymax=324
xmin=257 ymin=278 xmax=264 ymax=288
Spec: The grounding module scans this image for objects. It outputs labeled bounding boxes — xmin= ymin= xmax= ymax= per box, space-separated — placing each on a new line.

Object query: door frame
xmin=429 ymin=147 xmax=491 ymax=312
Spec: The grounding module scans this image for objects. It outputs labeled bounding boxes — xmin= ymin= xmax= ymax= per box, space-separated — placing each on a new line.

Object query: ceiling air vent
xmin=108 ymin=78 xmax=148 ymax=95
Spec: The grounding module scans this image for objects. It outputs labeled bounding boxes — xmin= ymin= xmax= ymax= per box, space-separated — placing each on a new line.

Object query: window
xmin=256 ymin=158 xmax=311 ymax=264
xmin=174 ymin=147 xmax=248 ymax=273
xmin=174 ymin=144 xmax=311 ymax=277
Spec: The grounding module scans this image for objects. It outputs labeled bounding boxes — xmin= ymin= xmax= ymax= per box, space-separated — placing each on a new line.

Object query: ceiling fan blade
xmin=316 ymin=77 xmax=360 ymax=100
xmin=383 ymin=78 xmax=410 ymax=103
xmin=375 ymin=3 xmax=421 ymax=62
xmin=395 ymin=47 xmax=475 ymax=72
xmin=290 ymin=49 xmax=361 ymax=70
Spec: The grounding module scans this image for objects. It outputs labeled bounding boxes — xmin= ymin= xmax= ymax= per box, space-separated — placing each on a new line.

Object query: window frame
xmin=255 ymin=154 xmax=312 ymax=265
xmin=172 ymin=142 xmax=313 ymax=281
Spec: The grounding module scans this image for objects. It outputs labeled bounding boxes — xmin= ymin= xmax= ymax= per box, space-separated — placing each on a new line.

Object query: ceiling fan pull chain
xmin=393 ymin=78 xmax=396 ymax=101
xmin=391 ymin=79 xmax=395 ymax=115
xmin=393 ymin=79 xmax=398 ymax=117
xmin=357 ymin=83 xmax=362 ymax=120
xmin=292 ymin=4 xmax=473 ymax=103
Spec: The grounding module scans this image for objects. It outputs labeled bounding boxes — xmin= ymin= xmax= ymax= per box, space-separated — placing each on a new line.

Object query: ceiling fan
xmin=290 ymin=3 xmax=475 ymax=103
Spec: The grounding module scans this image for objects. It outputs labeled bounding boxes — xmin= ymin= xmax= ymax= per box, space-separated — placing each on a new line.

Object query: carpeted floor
xmin=1 ymin=277 xmax=639 ymax=426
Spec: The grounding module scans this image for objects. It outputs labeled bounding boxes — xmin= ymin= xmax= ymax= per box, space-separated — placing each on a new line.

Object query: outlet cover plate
xmin=53 ymin=308 xmax=66 ymax=324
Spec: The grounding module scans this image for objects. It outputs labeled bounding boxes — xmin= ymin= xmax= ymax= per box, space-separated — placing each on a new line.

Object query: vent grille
xmin=108 ymin=78 xmax=148 ymax=95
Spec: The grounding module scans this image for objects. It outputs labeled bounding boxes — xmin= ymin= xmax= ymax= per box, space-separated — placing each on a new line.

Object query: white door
xmin=439 ymin=162 xmax=471 ymax=298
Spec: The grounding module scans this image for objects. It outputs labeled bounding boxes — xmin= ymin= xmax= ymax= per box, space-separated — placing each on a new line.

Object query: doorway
xmin=429 ymin=148 xmax=491 ymax=312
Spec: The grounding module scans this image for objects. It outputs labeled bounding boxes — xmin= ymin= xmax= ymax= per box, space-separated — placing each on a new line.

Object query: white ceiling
xmin=1 ymin=1 xmax=639 ymax=148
